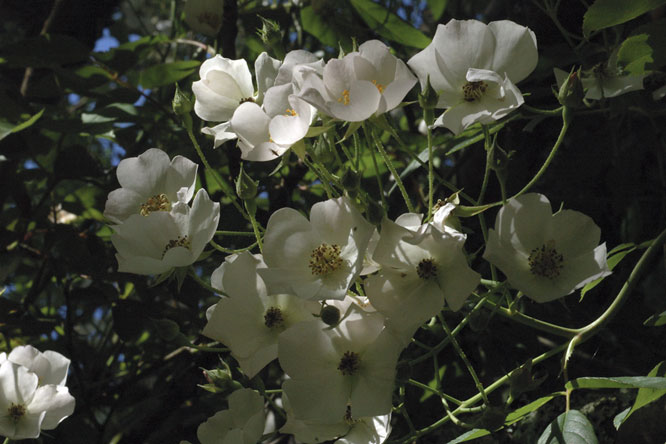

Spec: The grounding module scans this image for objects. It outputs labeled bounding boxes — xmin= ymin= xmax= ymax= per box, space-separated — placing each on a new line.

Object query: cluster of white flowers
xmin=101 ymin=16 xmax=622 ymax=443
xmin=0 ymin=345 xmax=75 ymax=439
xmin=104 ymin=148 xmax=220 ymax=276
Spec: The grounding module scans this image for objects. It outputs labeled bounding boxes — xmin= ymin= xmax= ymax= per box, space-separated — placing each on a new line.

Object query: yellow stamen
xmin=338 ymin=89 xmax=350 ymax=105
xmin=372 ymin=80 xmax=385 ymax=94
xmin=140 ymin=194 xmax=171 ymax=216
xmin=285 ymin=108 xmax=297 ymax=116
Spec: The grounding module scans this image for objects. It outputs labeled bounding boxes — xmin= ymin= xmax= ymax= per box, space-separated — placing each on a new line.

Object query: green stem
xmin=458 ymin=108 xmax=570 ymax=214
xmin=513 ymin=109 xmax=569 ymax=199
xmin=366 ymin=124 xmax=415 ymax=213
xmin=302 ymin=156 xmax=336 ymax=198
xmin=367 ymin=130 xmax=387 ymax=208
xmin=480 ymin=295 xmax=579 ymax=338
xmin=426 ymin=122 xmax=434 ymax=217
xmin=573 ymin=227 xmax=666 ymax=340
xmin=339 ymin=139 xmax=357 ymax=171
xmin=439 ymin=315 xmax=489 ymax=405
xmin=188 ymin=344 xmax=229 ymax=352
xmin=209 ymin=239 xmax=258 ymax=254
xmin=245 ymin=201 xmax=263 ymax=253
xmin=185 ymin=124 xmax=246 ymax=217
xmin=388 ymin=341 xmax=569 ymax=443
xmin=521 ymin=103 xmax=564 ymax=116
xmin=406 ymin=379 xmax=463 ymax=406
xmin=407 ymin=296 xmax=487 ymax=366
xmin=215 ymin=230 xmax=257 ymax=237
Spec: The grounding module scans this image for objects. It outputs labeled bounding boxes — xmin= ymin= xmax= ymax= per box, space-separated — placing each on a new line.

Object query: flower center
xmin=285 ymin=108 xmax=297 ymax=116
xmin=344 ymin=404 xmax=357 ymax=424
xmin=417 ymin=258 xmax=438 ymax=280
xmin=462 ymin=81 xmax=488 ymax=102
xmin=162 ymin=235 xmax=191 ymax=257
xmin=239 ymin=97 xmax=255 ymax=105
xmin=372 ymin=80 xmax=385 ymax=94
xmin=528 ymin=240 xmax=564 ymax=279
xmin=264 ymin=306 xmax=284 ymax=329
xmin=8 ymin=403 xmax=26 ymax=423
xmin=309 ymin=243 xmax=343 ymax=276
xmin=338 ymin=89 xmax=350 ymax=105
xmin=338 ymin=351 xmax=360 ymax=376
xmin=140 ymin=193 xmax=171 ymax=216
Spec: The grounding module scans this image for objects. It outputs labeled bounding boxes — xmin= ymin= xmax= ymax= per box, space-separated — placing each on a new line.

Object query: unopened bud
xmin=312 ymin=138 xmax=335 ymax=164
xmin=557 ymin=67 xmax=584 ymax=109
xmin=236 ymin=164 xmax=258 ymax=200
xmin=320 ymin=305 xmax=341 ymax=326
xmin=418 ymin=76 xmax=439 ymax=126
xmin=172 ymin=84 xmax=194 ymax=116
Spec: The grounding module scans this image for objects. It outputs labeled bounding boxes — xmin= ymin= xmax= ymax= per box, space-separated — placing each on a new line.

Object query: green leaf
xmin=419 ymin=365 xmax=446 ymax=402
xmin=446 ymin=395 xmax=561 ymax=443
xmin=447 ymin=428 xmax=489 ymax=443
xmin=617 ymin=34 xmax=653 ymax=75
xmin=583 ymin=0 xmax=666 ymax=36
xmin=300 ymin=6 xmax=351 ymax=48
xmin=453 ymin=203 xmax=493 ymax=218
xmin=644 ymin=310 xmax=666 ymax=327
xmin=0 ymin=109 xmax=45 ymax=141
xmin=305 ymin=124 xmax=334 ymax=138
xmin=426 ymin=0 xmax=448 ymax=20
xmin=629 ymin=19 xmax=666 ymax=70
xmin=506 ymin=395 xmax=559 ymax=424
xmin=538 ymin=410 xmax=598 ymax=444
xmin=566 ymin=376 xmax=666 ymax=390
xmin=350 ymin=0 xmax=431 ymax=48
xmin=138 ymin=60 xmax=201 ymax=89
xmin=615 ymin=361 xmax=666 ymax=428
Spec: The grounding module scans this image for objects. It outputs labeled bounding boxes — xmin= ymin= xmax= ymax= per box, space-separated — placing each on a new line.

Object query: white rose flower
xmin=229 ymin=95 xmax=312 ymax=161
xmin=111 ymin=188 xmax=220 ymax=275
xmin=7 ymin=345 xmax=70 ymax=387
xmin=281 ymin=391 xmax=391 ymax=444
xmin=103 ymin=148 xmax=198 ymax=224
xmin=192 ymin=55 xmax=257 ymax=123
xmin=407 ymin=19 xmax=537 ymax=134
xmin=483 ymin=193 xmax=611 ymax=303
xmin=298 ymin=40 xmax=416 ymax=122
xmin=259 ymin=196 xmax=373 ymax=300
xmin=0 ymin=360 xmax=75 ymax=439
xmin=203 ymin=252 xmax=319 ymax=378
xmin=196 ymin=388 xmax=265 ymax=444
xmin=365 ymin=218 xmax=479 ymax=342
xmin=278 ymin=306 xmax=400 ymax=424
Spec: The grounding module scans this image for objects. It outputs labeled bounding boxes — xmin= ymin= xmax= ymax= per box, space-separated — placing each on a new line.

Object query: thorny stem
xmin=185 ymin=123 xmax=247 ymax=218
xmin=458 ymin=107 xmax=570 ymax=215
xmin=439 ymin=315 xmax=489 ymax=405
xmin=209 ymin=239 xmax=258 ymax=255
xmin=245 ymin=201 xmax=264 ymax=253
xmin=365 ymin=124 xmax=415 ymax=213
xmin=426 ymin=120 xmax=435 ymax=217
